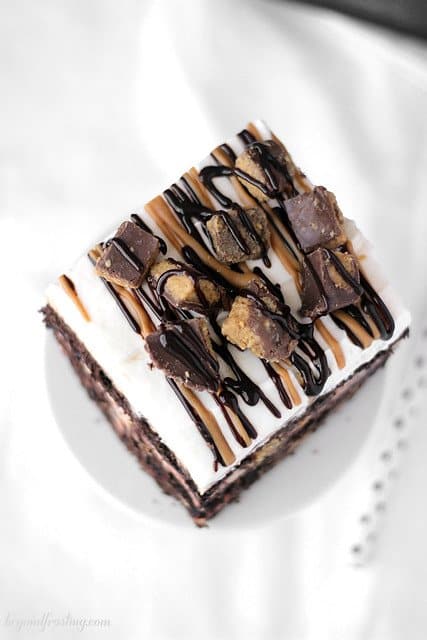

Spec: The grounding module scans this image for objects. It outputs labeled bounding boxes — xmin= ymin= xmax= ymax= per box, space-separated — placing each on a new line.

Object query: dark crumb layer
xmin=42 ymin=305 xmax=408 ymax=526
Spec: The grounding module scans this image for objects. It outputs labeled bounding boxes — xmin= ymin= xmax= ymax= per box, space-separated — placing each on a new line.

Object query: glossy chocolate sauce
xmin=89 ymin=128 xmax=396 ymax=466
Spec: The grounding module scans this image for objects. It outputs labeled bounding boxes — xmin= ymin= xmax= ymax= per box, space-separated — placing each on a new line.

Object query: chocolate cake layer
xmin=43 ymin=304 xmax=407 ymax=525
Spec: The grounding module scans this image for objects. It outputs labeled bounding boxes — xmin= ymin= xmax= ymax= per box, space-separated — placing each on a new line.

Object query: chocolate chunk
xmin=285 ymin=187 xmax=346 ymax=253
xmin=235 ymin=140 xmax=296 ymax=201
xmin=300 ymin=248 xmax=361 ymax=319
xmin=206 ymin=206 xmax=270 ymax=264
xmin=244 ymin=278 xmax=282 ymax=313
xmin=246 ymin=277 xmax=302 ymax=337
xmin=145 ymin=318 xmax=220 ymax=392
xmin=221 ymin=292 xmax=298 ymax=363
xmin=96 ymin=221 xmax=160 ymax=288
xmin=149 ymin=259 xmax=229 ymax=314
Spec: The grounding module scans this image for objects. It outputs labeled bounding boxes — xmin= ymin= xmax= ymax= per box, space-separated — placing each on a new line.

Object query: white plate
xmin=45 ymin=332 xmax=385 ymax=528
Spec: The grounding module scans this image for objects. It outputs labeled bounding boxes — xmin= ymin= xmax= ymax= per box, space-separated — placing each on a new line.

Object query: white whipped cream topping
xmin=46 ymin=121 xmax=411 ymax=494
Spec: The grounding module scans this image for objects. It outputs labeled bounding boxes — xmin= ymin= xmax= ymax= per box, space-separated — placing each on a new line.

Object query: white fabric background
xmin=1 ymin=1 xmax=427 ymax=638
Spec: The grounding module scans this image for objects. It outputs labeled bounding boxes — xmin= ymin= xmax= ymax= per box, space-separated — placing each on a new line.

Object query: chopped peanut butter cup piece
xmin=222 ymin=292 xmax=298 ymax=363
xmin=96 ymin=221 xmax=160 ymax=288
xmin=206 ymin=206 xmax=270 ymax=264
xmin=285 ymin=187 xmax=346 ymax=253
xmin=145 ymin=318 xmax=220 ymax=392
xmin=149 ymin=259 xmax=229 ymax=314
xmin=300 ymin=248 xmax=361 ymax=319
xmin=235 ymin=139 xmax=296 ymax=201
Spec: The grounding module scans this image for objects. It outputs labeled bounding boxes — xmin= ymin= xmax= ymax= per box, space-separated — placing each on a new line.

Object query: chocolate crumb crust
xmin=42 ymin=304 xmax=408 ymax=526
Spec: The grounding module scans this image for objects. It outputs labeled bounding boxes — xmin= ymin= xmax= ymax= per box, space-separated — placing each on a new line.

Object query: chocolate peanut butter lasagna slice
xmin=43 ymin=121 xmax=410 ymax=525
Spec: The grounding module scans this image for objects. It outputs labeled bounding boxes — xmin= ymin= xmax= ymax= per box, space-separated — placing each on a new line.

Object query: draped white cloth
xmin=1 ymin=1 xmax=427 ymax=638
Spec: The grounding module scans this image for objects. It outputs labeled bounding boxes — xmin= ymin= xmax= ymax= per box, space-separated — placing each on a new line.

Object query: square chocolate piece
xmin=235 ymin=139 xmax=296 ymax=201
xmin=300 ymin=248 xmax=361 ymax=319
xmin=149 ymin=260 xmax=228 ymax=314
xmin=206 ymin=206 xmax=270 ymax=264
xmin=96 ymin=220 xmax=160 ymax=288
xmin=221 ymin=294 xmax=298 ymax=363
xmin=145 ymin=318 xmax=220 ymax=392
xmin=285 ymin=187 xmax=346 ymax=254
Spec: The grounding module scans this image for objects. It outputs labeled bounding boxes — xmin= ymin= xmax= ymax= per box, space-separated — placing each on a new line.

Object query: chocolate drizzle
xmin=331 ymin=313 xmax=364 ymax=349
xmin=169 ymin=156 xmax=331 ymax=397
xmin=238 ymin=129 xmax=256 ymax=145
xmin=239 ymin=286 xmax=330 ymax=396
xmin=262 ymin=361 xmax=292 ymax=409
xmin=153 ymin=260 xmax=221 ymax=317
xmin=110 ymin=237 xmax=145 ymax=273
xmin=209 ymin=317 xmax=281 ymax=418
xmin=148 ymin=260 xmax=281 ymax=419
xmin=167 ymin=378 xmax=226 ymax=465
xmin=182 ymin=244 xmax=231 ymax=290
xmin=324 ymin=253 xmax=394 ymax=346
xmin=360 ymin=273 xmax=395 ymax=340
xmin=163 ymin=175 xmax=327 ymax=401
xmin=197 ymin=165 xmax=270 ymax=267
xmin=87 ymin=124 xmax=398 ymax=467
xmin=252 ymin=266 xmax=284 ymax=302
xmin=154 ymin=321 xmax=220 ymax=393
xmin=165 ymin=174 xmax=270 ymax=267
xmin=219 ymin=143 xmax=237 ymax=162
xmin=88 ymin=252 xmax=140 ymax=333
xmin=240 ymin=290 xmax=300 ymax=340
xmin=327 ymin=250 xmax=363 ymax=298
xmin=291 ymin=328 xmax=330 ymax=396
xmin=217 ymin=388 xmax=258 ymax=440
xmin=236 ymin=142 xmax=299 ymax=199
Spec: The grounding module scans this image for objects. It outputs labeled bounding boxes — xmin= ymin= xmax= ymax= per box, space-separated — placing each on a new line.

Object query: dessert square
xmin=43 ymin=120 xmax=410 ymax=525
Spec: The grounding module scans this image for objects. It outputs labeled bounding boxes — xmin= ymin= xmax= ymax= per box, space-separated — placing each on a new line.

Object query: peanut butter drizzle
xmin=269 ymin=226 xmax=300 ymax=278
xmin=236 ymin=126 xmax=346 ymax=369
xmin=245 ymin=122 xmax=262 ymax=141
xmin=268 ymin=128 xmax=312 ymax=194
xmin=59 ymin=274 xmax=91 ymax=322
xmin=90 ymin=245 xmax=234 ymax=463
xmin=273 ymin=364 xmax=301 ymax=406
xmin=365 ymin=313 xmax=381 ymax=340
xmin=144 ymin=206 xmax=181 ymax=253
xmin=145 ymin=195 xmax=255 ymax=289
xmin=315 ymin=319 xmax=345 ymax=370
xmin=224 ymin=407 xmax=252 ymax=447
xmin=88 ymin=246 xmax=154 ymax=337
xmin=114 ymin=285 xmax=155 ymax=338
xmin=332 ymin=310 xmax=373 ymax=349
xmin=211 ymin=147 xmax=300 ymax=279
xmin=208 ymin=138 xmax=346 ymax=374
xmin=186 ymin=168 xmax=216 ymax=209
xmin=212 ymin=148 xmax=256 ymax=209
xmin=346 ymin=239 xmax=381 ymax=341
xmin=180 ymin=385 xmax=236 ymax=466
xmin=266 ymin=206 xmax=300 ymax=263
